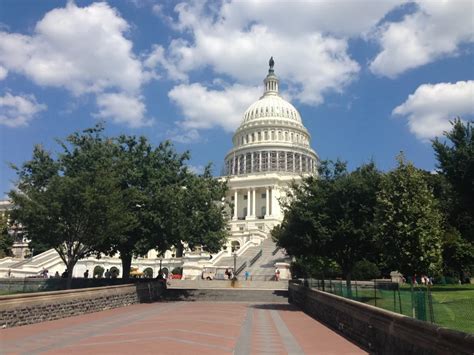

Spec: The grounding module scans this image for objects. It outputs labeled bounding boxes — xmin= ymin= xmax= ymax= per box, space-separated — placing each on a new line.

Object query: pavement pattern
xmin=0 ymin=302 xmax=367 ymax=354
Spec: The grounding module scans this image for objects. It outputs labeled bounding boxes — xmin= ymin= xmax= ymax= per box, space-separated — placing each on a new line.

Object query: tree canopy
xmin=273 ymin=160 xmax=382 ymax=285
xmin=376 ymin=154 xmax=443 ymax=277
xmin=9 ymin=126 xmax=129 ymax=287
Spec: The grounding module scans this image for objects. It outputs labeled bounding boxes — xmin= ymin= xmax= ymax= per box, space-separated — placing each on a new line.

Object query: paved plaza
xmin=0 ymin=301 xmax=366 ymax=354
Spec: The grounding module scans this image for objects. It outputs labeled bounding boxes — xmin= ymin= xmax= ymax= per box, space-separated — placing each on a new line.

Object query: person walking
xmin=245 ymin=270 xmax=250 ymax=281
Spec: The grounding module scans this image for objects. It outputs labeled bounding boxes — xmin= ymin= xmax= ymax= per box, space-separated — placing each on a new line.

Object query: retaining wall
xmin=0 ymin=281 xmax=165 ymax=328
xmin=0 ymin=277 xmax=137 ymax=293
xmin=289 ymin=282 xmax=474 ymax=355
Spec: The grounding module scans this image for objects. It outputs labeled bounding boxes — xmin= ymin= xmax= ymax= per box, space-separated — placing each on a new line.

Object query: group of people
xmin=409 ymin=274 xmax=433 ymax=285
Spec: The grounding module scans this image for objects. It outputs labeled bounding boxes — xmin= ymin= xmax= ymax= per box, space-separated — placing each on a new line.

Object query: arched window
xmin=231 ymin=241 xmax=241 ymax=253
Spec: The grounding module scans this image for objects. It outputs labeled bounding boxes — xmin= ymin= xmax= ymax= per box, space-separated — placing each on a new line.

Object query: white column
xmin=293 ymin=153 xmax=296 ymax=172
xmin=251 ymin=153 xmax=254 ymax=173
xmin=271 ymin=185 xmax=278 ymax=217
xmin=233 ymin=190 xmax=238 ymax=220
xmin=246 ymin=189 xmax=251 ymax=219
xmin=252 ymin=189 xmax=256 ymax=217
xmin=259 ymin=152 xmax=262 ymax=171
xmin=299 ymin=155 xmax=302 ymax=173
xmin=265 ymin=187 xmax=270 ymax=217
xmin=285 ymin=152 xmax=288 ymax=172
xmin=243 ymin=154 xmax=247 ymax=174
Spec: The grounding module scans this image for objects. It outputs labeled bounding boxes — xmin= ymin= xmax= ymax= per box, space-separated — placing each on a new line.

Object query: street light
xmin=233 ymin=253 xmax=237 ymax=275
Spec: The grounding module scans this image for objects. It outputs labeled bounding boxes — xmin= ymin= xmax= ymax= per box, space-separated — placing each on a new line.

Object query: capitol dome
xmin=224 ymin=58 xmax=318 ymax=176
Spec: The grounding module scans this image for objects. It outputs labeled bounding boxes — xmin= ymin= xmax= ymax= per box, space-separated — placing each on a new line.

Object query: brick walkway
xmin=0 ymin=302 xmax=366 ymax=354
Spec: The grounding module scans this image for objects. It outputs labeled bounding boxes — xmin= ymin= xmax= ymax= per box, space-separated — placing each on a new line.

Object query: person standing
xmin=245 ymin=270 xmax=250 ymax=281
xmin=275 ymin=268 xmax=280 ymax=281
xmin=84 ymin=269 xmax=89 ymax=278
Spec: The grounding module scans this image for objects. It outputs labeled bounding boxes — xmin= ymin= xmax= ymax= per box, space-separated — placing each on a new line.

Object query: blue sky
xmin=0 ymin=0 xmax=473 ymax=196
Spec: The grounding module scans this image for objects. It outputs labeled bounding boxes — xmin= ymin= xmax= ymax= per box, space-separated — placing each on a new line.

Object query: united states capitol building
xmin=0 ymin=59 xmax=319 ymax=280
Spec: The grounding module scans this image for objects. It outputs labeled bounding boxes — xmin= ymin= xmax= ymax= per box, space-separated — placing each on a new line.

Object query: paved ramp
xmin=0 ymin=301 xmax=367 ymax=354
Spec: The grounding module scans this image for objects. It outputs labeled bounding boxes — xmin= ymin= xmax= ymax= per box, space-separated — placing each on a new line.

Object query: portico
xmin=231 ymin=186 xmax=277 ymax=220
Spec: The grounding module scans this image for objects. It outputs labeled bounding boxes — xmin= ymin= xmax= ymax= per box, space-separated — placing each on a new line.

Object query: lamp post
xmin=233 ymin=253 xmax=237 ymax=274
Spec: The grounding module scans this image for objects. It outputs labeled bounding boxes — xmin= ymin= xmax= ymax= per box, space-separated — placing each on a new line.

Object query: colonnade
xmin=231 ymin=186 xmax=279 ymax=220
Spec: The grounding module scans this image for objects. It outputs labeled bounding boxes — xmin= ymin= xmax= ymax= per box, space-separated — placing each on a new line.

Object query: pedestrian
xmin=84 ymin=269 xmax=89 ymax=278
xmin=105 ymin=269 xmax=111 ymax=278
xmin=54 ymin=271 xmax=60 ymax=278
xmin=225 ymin=268 xmax=231 ymax=280
xmin=61 ymin=269 xmax=68 ymax=278
xmin=245 ymin=270 xmax=249 ymax=281
xmin=275 ymin=268 xmax=280 ymax=281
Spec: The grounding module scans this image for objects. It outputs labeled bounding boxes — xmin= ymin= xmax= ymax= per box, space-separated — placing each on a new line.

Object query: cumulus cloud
xmin=152 ymin=1 xmax=400 ymax=106
xmin=168 ymin=83 xmax=260 ymax=132
xmin=0 ymin=92 xmax=46 ymax=127
xmin=370 ymin=0 xmax=474 ymax=78
xmin=393 ymin=80 xmax=474 ymax=140
xmin=0 ymin=2 xmax=150 ymax=127
xmin=95 ymin=93 xmax=150 ymax=128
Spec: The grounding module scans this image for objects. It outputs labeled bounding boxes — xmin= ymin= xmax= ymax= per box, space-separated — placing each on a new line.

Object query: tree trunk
xmin=175 ymin=243 xmax=184 ymax=258
xmin=66 ymin=261 xmax=76 ymax=289
xmin=121 ymin=252 xmax=132 ymax=280
xmin=345 ymin=272 xmax=353 ymax=298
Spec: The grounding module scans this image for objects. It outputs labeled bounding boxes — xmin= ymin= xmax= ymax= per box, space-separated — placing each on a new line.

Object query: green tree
xmin=0 ymin=213 xmax=13 ymax=258
xmin=104 ymin=136 xmax=190 ymax=279
xmin=9 ymin=126 xmax=129 ymax=288
xmin=376 ymin=154 xmax=443 ymax=278
xmin=172 ymin=165 xmax=229 ymax=255
xmin=432 ymin=119 xmax=474 ymax=242
xmin=273 ymin=160 xmax=382 ymax=287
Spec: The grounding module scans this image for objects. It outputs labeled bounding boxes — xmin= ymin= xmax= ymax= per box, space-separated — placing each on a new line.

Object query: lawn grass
xmin=318 ymin=282 xmax=474 ymax=334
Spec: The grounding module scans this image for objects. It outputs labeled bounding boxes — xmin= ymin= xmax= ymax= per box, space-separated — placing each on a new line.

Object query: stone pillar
xmin=252 ymin=189 xmax=256 ymax=217
xmin=251 ymin=153 xmax=254 ymax=173
xmin=265 ymin=187 xmax=270 ymax=217
xmin=293 ymin=153 xmax=296 ymax=172
xmin=244 ymin=154 xmax=247 ymax=174
xmin=246 ymin=189 xmax=251 ymax=219
xmin=259 ymin=152 xmax=262 ymax=171
xmin=233 ymin=190 xmax=238 ymax=220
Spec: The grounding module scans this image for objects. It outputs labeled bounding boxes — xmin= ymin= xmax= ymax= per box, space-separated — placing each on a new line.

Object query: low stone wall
xmin=289 ymin=282 xmax=474 ymax=355
xmin=0 ymin=277 xmax=137 ymax=294
xmin=0 ymin=281 xmax=165 ymax=328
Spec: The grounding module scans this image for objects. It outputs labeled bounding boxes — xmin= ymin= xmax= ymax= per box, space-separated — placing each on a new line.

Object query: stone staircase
xmin=163 ymin=288 xmax=288 ymax=302
xmin=244 ymin=238 xmax=289 ymax=280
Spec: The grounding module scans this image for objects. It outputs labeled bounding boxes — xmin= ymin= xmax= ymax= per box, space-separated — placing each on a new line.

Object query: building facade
xmin=223 ymin=59 xmax=319 ymax=252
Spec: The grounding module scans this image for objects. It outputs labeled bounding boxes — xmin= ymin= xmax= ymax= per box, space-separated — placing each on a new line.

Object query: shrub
xmin=93 ymin=265 xmax=104 ymax=278
xmin=171 ymin=266 xmax=183 ymax=275
xmin=352 ymin=260 xmax=380 ymax=280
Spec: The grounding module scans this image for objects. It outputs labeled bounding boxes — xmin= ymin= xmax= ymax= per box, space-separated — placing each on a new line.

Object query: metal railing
xmin=298 ymin=278 xmax=474 ymax=334
xmin=272 ymin=247 xmax=280 ymax=256
xmin=249 ymin=249 xmax=263 ymax=267
xmin=235 ymin=262 xmax=247 ymax=275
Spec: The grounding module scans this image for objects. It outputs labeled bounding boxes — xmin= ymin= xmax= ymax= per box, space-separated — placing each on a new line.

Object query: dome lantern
xmin=263 ymin=56 xmax=279 ymax=96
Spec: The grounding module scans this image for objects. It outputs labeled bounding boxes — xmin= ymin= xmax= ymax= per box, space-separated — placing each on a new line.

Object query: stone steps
xmin=163 ymin=288 xmax=288 ymax=302
xmin=168 ymin=279 xmax=288 ymax=290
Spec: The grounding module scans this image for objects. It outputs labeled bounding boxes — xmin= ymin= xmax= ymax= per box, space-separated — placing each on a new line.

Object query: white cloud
xmin=0 ymin=92 xmax=46 ymax=127
xmin=393 ymin=80 xmax=474 ymax=140
xmin=0 ymin=65 xmax=7 ymax=80
xmin=153 ymin=1 xmax=404 ymax=106
xmin=0 ymin=2 xmax=151 ymax=127
xmin=370 ymin=0 xmax=474 ymax=78
xmin=95 ymin=93 xmax=150 ymax=128
xmin=168 ymin=83 xmax=260 ymax=132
